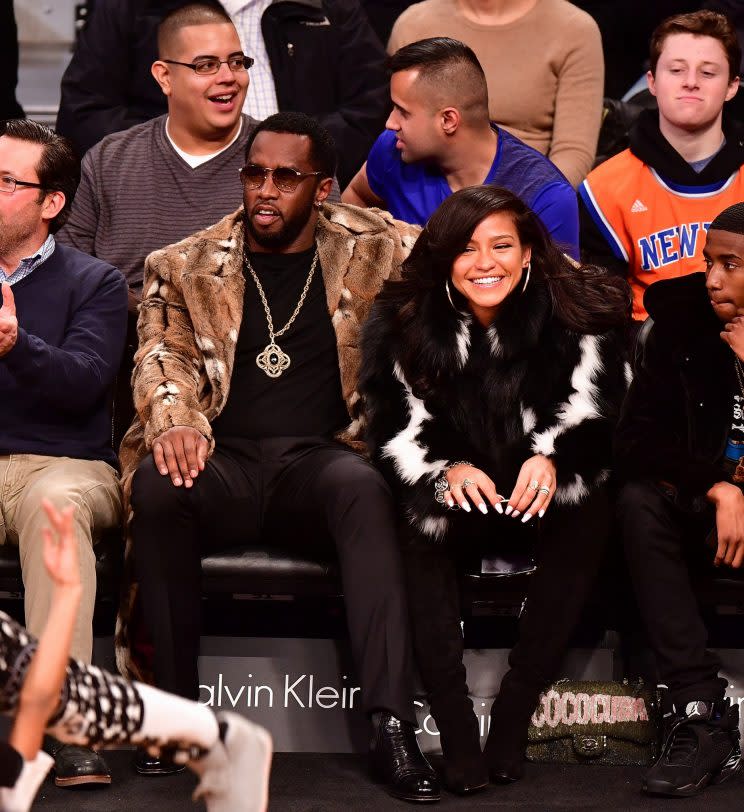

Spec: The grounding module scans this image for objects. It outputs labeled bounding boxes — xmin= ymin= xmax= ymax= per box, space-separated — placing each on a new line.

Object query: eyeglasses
xmin=162 ymin=54 xmax=254 ymax=75
xmin=0 ymin=175 xmax=45 ymax=195
xmin=239 ymin=164 xmax=323 ymax=193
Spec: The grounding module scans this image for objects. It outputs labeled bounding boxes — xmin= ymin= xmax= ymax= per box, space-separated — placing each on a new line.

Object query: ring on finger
xmin=462 ymin=478 xmax=476 ymax=488
xmin=528 ymin=479 xmax=539 ymax=491
xmin=538 ymin=486 xmax=550 ymax=495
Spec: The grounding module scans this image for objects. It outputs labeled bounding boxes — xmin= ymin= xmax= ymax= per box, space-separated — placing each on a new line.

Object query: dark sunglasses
xmin=239 ymin=164 xmax=322 ymax=193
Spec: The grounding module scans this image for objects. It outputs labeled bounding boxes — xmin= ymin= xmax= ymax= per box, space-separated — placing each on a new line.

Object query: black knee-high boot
xmin=403 ymin=546 xmax=488 ymax=795
xmin=484 ymin=491 xmax=609 ymax=782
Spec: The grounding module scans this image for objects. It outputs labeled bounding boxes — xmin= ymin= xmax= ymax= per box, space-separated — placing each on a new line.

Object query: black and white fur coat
xmin=360 ymin=274 xmax=629 ymax=541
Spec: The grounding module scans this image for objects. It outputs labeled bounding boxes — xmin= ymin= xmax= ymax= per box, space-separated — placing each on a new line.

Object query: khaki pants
xmin=0 ymin=454 xmax=122 ymax=662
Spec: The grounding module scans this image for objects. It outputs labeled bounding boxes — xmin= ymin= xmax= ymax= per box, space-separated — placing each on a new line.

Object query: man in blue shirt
xmin=0 ymin=119 xmax=127 ymax=788
xmin=343 ymin=37 xmax=579 ymax=259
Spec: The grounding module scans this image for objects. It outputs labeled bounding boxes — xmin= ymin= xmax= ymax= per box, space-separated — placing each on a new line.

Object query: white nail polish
xmin=462 ymin=502 xmax=471 ymax=513
xmin=538 ymin=509 xmax=545 ymax=518
xmin=495 ymin=503 xmax=503 ymax=514
xmin=512 ymin=510 xmax=520 ymax=518
xmin=478 ymin=503 xmax=488 ymax=514
xmin=505 ymin=505 xmax=512 ymax=515
xmin=521 ymin=513 xmax=531 ymax=523
xmin=447 ymin=499 xmax=454 ymax=508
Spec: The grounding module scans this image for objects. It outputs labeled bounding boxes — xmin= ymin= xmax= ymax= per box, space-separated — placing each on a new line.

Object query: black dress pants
xmin=130 ymin=437 xmax=415 ymax=723
xmin=405 ymin=488 xmax=610 ymax=756
xmin=617 ymin=480 xmax=728 ymax=705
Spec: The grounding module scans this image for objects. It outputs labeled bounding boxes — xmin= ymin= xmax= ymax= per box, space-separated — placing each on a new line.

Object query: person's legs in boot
xmin=0 ymin=608 xmax=272 ymax=812
xmin=402 ymin=542 xmax=487 ymax=794
xmin=484 ymin=489 xmax=609 ymax=781
xmin=618 ymin=480 xmax=739 ymax=796
xmin=266 ymin=441 xmax=439 ymax=803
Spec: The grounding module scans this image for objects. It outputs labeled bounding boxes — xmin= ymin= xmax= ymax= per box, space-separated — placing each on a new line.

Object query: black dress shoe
xmin=134 ymin=747 xmax=186 ymax=776
xmin=43 ymin=737 xmax=111 ymax=787
xmin=370 ymin=713 xmax=441 ymax=803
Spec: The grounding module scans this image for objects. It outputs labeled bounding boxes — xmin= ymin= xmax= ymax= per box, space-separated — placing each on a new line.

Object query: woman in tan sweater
xmin=388 ymin=0 xmax=604 ymax=188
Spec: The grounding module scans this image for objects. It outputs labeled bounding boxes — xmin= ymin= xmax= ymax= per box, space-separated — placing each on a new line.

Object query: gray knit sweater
xmin=58 ymin=114 xmax=257 ymax=291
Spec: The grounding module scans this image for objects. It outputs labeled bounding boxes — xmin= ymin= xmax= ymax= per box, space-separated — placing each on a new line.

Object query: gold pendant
xmin=256 ymin=342 xmax=290 ymax=378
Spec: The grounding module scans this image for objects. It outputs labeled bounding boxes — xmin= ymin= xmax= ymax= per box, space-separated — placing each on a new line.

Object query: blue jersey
xmin=366 ymin=125 xmax=579 ymax=259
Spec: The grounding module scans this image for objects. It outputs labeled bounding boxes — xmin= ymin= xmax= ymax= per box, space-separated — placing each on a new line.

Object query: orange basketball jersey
xmin=580 ymin=149 xmax=744 ymax=318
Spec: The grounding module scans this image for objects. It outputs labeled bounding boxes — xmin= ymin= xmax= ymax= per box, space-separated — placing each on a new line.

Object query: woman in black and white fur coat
xmin=360 ymin=186 xmax=631 ymax=796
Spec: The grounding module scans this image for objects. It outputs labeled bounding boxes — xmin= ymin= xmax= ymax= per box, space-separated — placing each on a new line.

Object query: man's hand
xmin=0 ymin=282 xmax=18 ymax=357
xmin=707 ymin=481 xmax=744 ymax=568
xmin=721 ymin=313 xmax=744 ymax=361
xmin=41 ymin=499 xmax=82 ymax=590
xmin=152 ymin=426 xmax=208 ymax=487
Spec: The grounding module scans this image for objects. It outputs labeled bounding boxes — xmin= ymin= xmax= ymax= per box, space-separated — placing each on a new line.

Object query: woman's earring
xmin=445 ymin=279 xmax=457 ymax=311
xmin=522 ymin=261 xmax=531 ymax=293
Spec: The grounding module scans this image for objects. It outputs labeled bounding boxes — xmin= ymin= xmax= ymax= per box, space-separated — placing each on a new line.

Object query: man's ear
xmin=315 ymin=176 xmax=334 ymax=205
xmin=151 ymin=61 xmax=173 ymax=97
xmin=646 ymin=69 xmax=657 ymax=98
xmin=440 ymin=107 xmax=461 ymax=137
xmin=40 ymin=190 xmax=65 ymax=226
xmin=726 ymin=75 xmax=740 ymax=103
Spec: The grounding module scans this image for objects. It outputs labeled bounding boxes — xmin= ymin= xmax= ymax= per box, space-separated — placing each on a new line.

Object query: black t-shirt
xmin=211 ymin=247 xmax=349 ymax=443
xmin=723 ymin=385 xmax=744 ymax=481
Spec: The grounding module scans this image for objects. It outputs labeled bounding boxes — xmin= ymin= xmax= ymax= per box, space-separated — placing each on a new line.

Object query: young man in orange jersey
xmin=579 ymin=10 xmax=742 ymax=328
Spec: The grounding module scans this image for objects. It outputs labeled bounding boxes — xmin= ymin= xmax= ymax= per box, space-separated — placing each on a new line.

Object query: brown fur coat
xmin=115 ymin=202 xmax=420 ymax=679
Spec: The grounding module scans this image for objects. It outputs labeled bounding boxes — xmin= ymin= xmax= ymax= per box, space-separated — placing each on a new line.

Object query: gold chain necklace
xmin=244 ymin=249 xmax=319 ymax=378
xmin=735 ymin=354 xmax=744 ymax=398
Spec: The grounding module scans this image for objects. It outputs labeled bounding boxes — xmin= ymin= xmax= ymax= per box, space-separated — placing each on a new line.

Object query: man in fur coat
xmin=117 ymin=112 xmax=440 ymax=802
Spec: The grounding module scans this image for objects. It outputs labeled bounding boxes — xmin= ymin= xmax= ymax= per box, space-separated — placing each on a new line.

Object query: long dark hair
xmin=385 ymin=185 xmax=631 ymax=335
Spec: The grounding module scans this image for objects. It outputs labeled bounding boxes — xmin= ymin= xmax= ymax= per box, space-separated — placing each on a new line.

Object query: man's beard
xmin=243 ymin=205 xmax=312 ymax=250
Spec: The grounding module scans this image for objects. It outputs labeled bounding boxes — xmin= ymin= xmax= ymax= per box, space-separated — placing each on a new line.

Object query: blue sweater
xmin=0 ymin=242 xmax=128 ymax=466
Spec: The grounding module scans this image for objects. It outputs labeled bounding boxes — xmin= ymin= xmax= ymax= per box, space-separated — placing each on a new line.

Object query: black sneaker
xmin=643 ymin=698 xmax=741 ymax=797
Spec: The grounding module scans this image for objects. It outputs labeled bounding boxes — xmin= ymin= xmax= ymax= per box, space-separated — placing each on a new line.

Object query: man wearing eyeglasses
xmin=56 ymin=0 xmax=387 ymax=187
xmin=58 ymin=3 xmax=258 ymax=445
xmin=118 ymin=111 xmax=441 ymax=803
xmin=0 ymin=119 xmax=128 ymax=788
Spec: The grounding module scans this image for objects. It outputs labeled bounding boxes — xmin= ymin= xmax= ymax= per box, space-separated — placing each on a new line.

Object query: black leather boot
xmin=370 ymin=713 xmax=441 ymax=803
xmin=483 ymin=669 xmax=543 ymax=784
xmin=43 ymin=736 xmax=111 ymax=787
xmin=404 ymin=546 xmax=488 ymax=795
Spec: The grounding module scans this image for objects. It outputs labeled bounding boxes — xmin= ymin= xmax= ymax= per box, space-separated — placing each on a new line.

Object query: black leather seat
xmin=201 ymin=546 xmax=342 ymax=597
xmin=0 ymin=529 xmax=124 ymax=600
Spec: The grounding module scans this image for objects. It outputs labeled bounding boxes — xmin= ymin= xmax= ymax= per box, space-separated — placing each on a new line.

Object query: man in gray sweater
xmin=58 ymin=3 xmax=258 ymax=448
xmin=58 ymin=3 xmax=256 ymax=306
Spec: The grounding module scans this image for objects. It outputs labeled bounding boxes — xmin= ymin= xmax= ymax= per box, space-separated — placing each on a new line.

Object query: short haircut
xmin=244 ymin=112 xmax=337 ymax=179
xmin=388 ymin=37 xmax=489 ymax=124
xmin=650 ymin=10 xmax=742 ymax=82
xmin=709 ymin=202 xmax=744 ymax=235
xmin=0 ymin=119 xmax=79 ymax=233
xmin=157 ymin=2 xmax=232 ymax=57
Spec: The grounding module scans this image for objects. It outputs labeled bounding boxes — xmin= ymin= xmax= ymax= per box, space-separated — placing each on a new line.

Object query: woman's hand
xmin=41 ymin=499 xmax=81 ymax=590
xmin=506 ymin=455 xmax=557 ymax=522
xmin=444 ymin=464 xmax=503 ymax=514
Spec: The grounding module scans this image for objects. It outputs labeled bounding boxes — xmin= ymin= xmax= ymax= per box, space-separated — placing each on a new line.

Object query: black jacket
xmin=614 ymin=272 xmax=734 ymax=506
xmin=579 ymin=110 xmax=744 ymax=277
xmin=360 ymin=276 xmax=628 ymax=541
xmin=55 ymin=0 xmax=388 ymax=185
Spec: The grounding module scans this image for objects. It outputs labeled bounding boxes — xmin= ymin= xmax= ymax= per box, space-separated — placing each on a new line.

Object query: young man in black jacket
xmin=55 ymin=0 xmax=388 ymax=186
xmin=615 ymin=201 xmax=744 ymax=797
